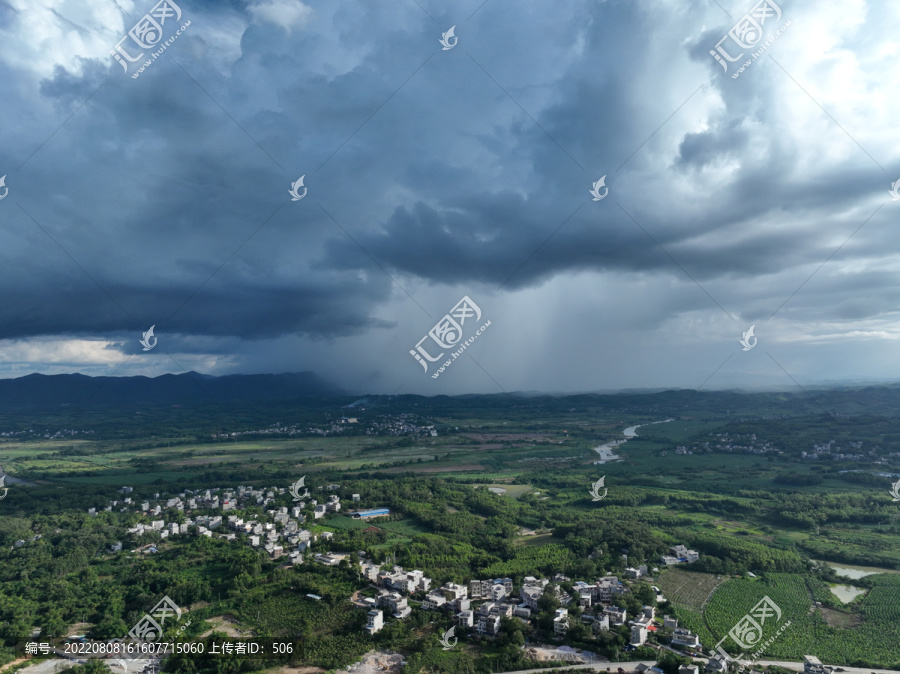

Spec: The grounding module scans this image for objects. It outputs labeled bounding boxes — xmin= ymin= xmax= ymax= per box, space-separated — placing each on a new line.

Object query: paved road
xmin=757 ymin=661 xmax=900 ymax=674
xmin=14 ymin=660 xmax=83 ymax=674
xmin=496 ymin=657 xmax=900 ymax=674
xmin=496 ymin=661 xmax=658 ymax=674
xmin=655 ymin=644 xmax=900 ymax=674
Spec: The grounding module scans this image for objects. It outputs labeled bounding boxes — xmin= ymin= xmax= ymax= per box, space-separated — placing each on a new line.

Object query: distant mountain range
xmin=0 ymin=372 xmax=344 ymax=410
xmin=3 ymin=371 xmax=900 ymax=419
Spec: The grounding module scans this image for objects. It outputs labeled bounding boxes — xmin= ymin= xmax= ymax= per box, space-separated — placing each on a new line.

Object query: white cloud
xmin=0 ymin=0 xmax=125 ymax=77
xmin=247 ymin=0 xmax=313 ymax=34
xmin=0 ymin=337 xmax=122 ymax=368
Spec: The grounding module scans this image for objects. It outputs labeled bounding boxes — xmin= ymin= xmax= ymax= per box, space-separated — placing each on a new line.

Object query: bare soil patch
xmin=336 ymin=651 xmax=405 ymax=674
xmin=199 ymin=615 xmax=250 ymax=638
xmin=0 ymin=658 xmax=28 ymax=672
xmin=656 ymin=568 xmax=726 ymax=611
xmin=819 ymin=606 xmax=862 ymax=629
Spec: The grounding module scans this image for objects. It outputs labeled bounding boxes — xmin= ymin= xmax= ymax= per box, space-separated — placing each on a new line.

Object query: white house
xmin=553 ymin=608 xmax=569 ymax=634
xmin=365 ymin=609 xmax=383 ymax=635
xmin=630 ymin=625 xmax=648 ymax=646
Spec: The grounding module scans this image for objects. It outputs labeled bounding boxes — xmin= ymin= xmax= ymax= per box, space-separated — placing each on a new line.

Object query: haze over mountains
xmin=0 ymin=372 xmax=344 ymax=410
xmin=3 ymin=372 xmax=900 ymax=418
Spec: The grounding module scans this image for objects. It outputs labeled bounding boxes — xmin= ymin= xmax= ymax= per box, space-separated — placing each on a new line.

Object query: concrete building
xmin=476 ymin=614 xmax=501 ymax=636
xmin=630 ymin=624 xmax=648 ymax=646
xmin=705 ymin=656 xmax=728 ymax=673
xmin=553 ymin=608 xmax=569 ymax=634
xmin=591 ymin=613 xmax=610 ymax=633
xmin=803 ymin=656 xmax=829 ymax=674
xmin=422 ymin=592 xmax=447 ymax=611
xmin=381 ymin=592 xmax=411 ymax=619
xmin=604 ymin=606 xmax=627 ymax=626
xmin=672 ymin=627 xmax=701 ymax=648
xmin=365 ymin=609 xmax=383 ymax=635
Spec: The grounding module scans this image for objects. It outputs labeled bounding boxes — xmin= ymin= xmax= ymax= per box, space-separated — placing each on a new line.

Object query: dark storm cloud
xmin=0 ymin=0 xmax=897 ymax=372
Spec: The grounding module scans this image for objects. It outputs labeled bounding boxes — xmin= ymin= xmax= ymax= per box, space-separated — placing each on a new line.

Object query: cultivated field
xmin=655 ymin=568 xmax=726 ymax=611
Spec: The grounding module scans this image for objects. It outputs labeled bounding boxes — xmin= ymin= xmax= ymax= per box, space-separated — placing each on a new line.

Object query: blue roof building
xmin=352 ymin=508 xmax=390 ymax=519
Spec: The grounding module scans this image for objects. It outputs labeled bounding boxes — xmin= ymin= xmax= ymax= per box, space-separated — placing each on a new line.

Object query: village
xmin=92 ymin=482 xmax=364 ymax=562
xmin=209 ymin=413 xmax=439 ymax=440
xmin=74 ymin=484 xmax=860 ymax=674
xmin=85 ymin=483 xmax=715 ymax=662
xmin=352 ymin=552 xmax=709 ymax=659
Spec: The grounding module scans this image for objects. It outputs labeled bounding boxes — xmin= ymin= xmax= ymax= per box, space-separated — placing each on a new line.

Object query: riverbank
xmin=592 ymin=419 xmax=674 ymax=464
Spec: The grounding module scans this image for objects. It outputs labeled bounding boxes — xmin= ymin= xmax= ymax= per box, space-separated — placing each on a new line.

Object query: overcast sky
xmin=0 ymin=0 xmax=898 ymax=396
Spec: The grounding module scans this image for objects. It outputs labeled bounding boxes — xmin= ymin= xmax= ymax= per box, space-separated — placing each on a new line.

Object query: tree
xmin=657 ymin=650 xmax=690 ymax=674
xmin=538 ymin=584 xmax=560 ymax=613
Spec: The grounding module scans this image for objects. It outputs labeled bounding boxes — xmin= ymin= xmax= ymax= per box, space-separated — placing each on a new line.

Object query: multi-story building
xmin=672 ymin=627 xmax=701 ymax=648
xmin=365 ymin=609 xmax=383 ymax=635
xmin=422 ymin=591 xmax=447 ymax=611
xmin=381 ymin=592 xmax=411 ymax=619
xmin=663 ymin=544 xmax=700 ymax=565
xmin=553 ymin=608 xmax=569 ymax=634
xmin=441 ymin=582 xmax=468 ymax=602
xmin=469 ymin=578 xmax=513 ymax=600
xmin=360 ymin=561 xmax=381 ymax=582
xmin=476 ymin=614 xmax=501 ymax=636
xmin=630 ymin=625 xmax=648 ymax=646
xmin=594 ymin=575 xmax=627 ymax=603
xmin=604 ymin=606 xmax=627 ymax=626
xmin=406 ymin=569 xmax=431 ymax=593
xmin=591 ymin=613 xmax=610 ymax=633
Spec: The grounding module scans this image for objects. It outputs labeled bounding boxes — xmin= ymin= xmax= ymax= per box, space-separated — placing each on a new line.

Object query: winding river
xmin=592 ymin=419 xmax=674 ymax=464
